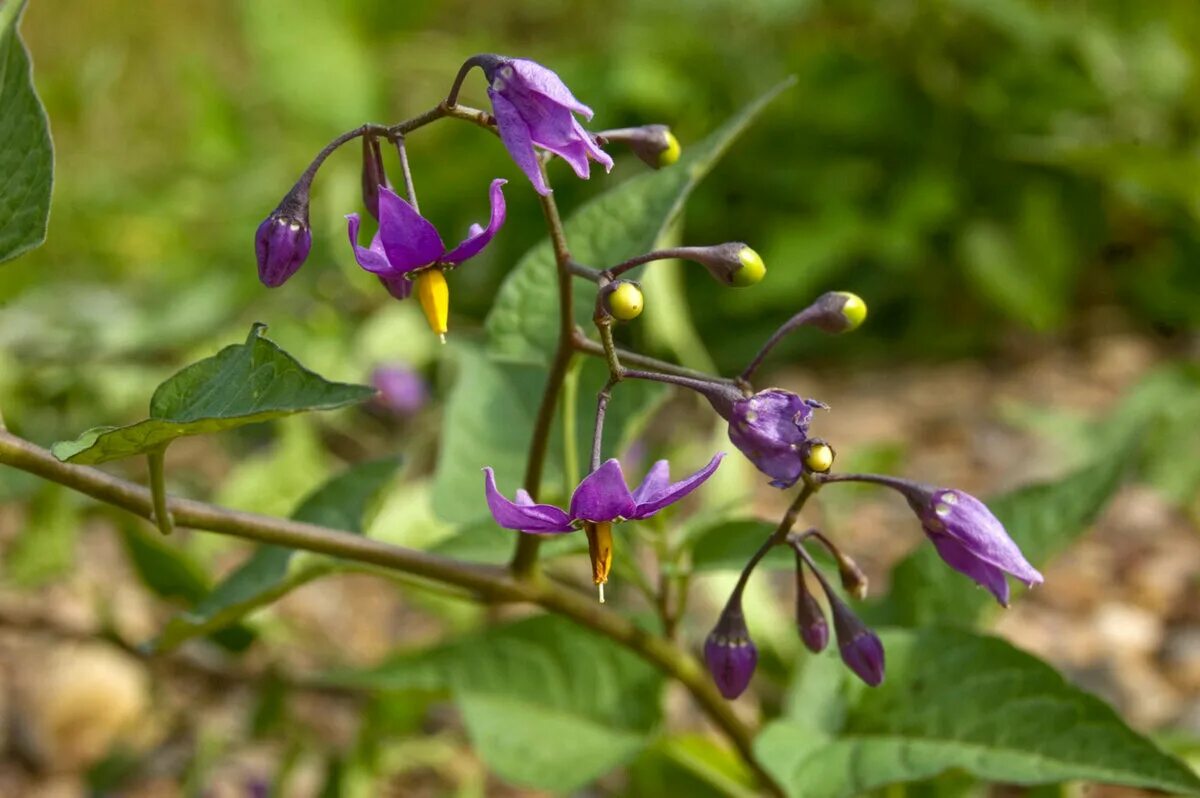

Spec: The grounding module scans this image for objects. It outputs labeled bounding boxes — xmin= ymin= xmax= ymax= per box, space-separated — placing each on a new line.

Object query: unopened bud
xmin=795 ymin=558 xmax=829 ymax=653
xmin=802 ymin=438 xmax=835 ymax=474
xmin=361 ymin=135 xmax=390 ymax=220
xmin=676 ymin=243 xmax=766 ymax=287
xmin=255 ymin=208 xmax=312 ymax=289
xmin=836 ymin=553 xmax=869 ymax=600
xmin=598 ymin=125 xmax=680 ymax=169
xmin=704 ymin=597 xmax=758 ymax=700
xmin=601 ymin=280 xmax=645 ymax=321
xmin=795 ymin=291 xmax=868 ymax=334
xmin=828 ymin=590 xmax=885 ymax=686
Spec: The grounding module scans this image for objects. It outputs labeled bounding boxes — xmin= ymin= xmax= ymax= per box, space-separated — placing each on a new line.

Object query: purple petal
xmin=375 ymin=186 xmax=445 ymax=273
xmin=629 ymin=453 xmax=724 ymax=520
xmin=928 ymin=532 xmax=1012 ymax=607
xmin=490 ymin=89 xmax=549 ymax=196
xmin=256 ymin=216 xmax=312 ymax=287
xmin=442 ymin=179 xmax=508 ymax=266
xmin=568 ymin=459 xmax=636 ymax=522
xmin=839 ymin=629 xmax=886 ymax=687
xmin=504 ymin=59 xmax=595 ymax=119
xmin=346 ymin=214 xmax=394 ymax=274
xmin=483 ymin=468 xmax=574 ymax=534
xmin=704 ymin=635 xmax=758 ymax=700
xmin=378 ymin=274 xmax=413 ymax=300
xmin=927 ymin=491 xmax=1043 ymax=587
xmin=630 ymin=460 xmax=671 ymax=505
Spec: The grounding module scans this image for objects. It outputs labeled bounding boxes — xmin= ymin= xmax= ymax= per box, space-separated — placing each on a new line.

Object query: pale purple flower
xmin=909 ymin=488 xmax=1043 ymax=607
xmin=484 ymin=58 xmax=613 ymax=195
xmin=723 ymin=389 xmax=828 ymax=489
xmin=704 ymin=599 xmax=758 ymax=700
xmin=370 ymin=365 xmax=428 ymax=417
xmin=346 ymin=180 xmax=507 ymax=288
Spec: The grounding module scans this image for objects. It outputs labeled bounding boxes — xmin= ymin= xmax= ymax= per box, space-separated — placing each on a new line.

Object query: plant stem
xmin=393 ymin=135 xmax=420 ymax=212
xmin=572 ymin=332 xmax=736 ymax=385
xmin=604 ymin=247 xmax=713 ymax=280
xmin=561 ymin=358 xmax=582 ymax=492
xmin=511 ymin=161 xmax=575 ymax=578
xmin=0 ymin=428 xmax=783 ymax=795
xmin=146 ymin=448 xmax=174 ymax=536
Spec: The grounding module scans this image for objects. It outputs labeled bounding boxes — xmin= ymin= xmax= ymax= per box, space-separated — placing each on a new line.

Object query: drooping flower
xmin=482 ymin=57 xmax=613 ymax=195
xmin=704 ymin=596 xmax=758 ymax=699
xmin=720 ymin=389 xmax=828 ymax=489
xmin=484 ymin=454 xmax=723 ymax=597
xmin=907 ymin=488 xmax=1043 ymax=607
xmin=346 ymin=180 xmax=506 ymax=339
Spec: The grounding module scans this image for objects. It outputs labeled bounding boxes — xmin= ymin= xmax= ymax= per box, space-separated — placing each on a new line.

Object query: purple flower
xmin=256 ymin=213 xmax=312 ymax=288
xmin=723 ymin=389 xmax=828 ymax=489
xmin=484 ymin=58 xmax=613 ymax=195
xmin=910 ymin=489 xmax=1043 ymax=607
xmin=346 ymin=180 xmax=506 ymax=338
xmin=484 ymin=455 xmax=723 ymax=592
xmin=704 ymin=599 xmax=758 ymax=700
xmin=370 ymin=365 xmax=428 ymax=417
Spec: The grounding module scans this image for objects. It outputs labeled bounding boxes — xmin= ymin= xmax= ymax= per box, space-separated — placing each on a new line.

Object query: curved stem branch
xmin=146 ymin=448 xmax=174 ymax=536
xmin=572 ymin=332 xmax=736 ymax=385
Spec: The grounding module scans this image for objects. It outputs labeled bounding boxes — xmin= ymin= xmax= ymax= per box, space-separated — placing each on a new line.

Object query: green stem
xmin=561 ymin=358 xmax=583 ymax=493
xmin=146 ymin=447 xmax=174 ymax=536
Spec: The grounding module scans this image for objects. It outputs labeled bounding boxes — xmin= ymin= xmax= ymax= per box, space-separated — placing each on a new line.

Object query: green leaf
xmin=0 ymin=0 xmax=53 ymax=264
xmin=51 ymin=324 xmax=375 ymax=465
xmin=484 ymin=77 xmax=796 ymax=365
xmin=757 ymin=628 xmax=1200 ymax=798
xmin=154 ymin=457 xmax=400 ymax=652
xmin=688 ymin=518 xmax=789 ymax=572
xmin=330 ymin=615 xmax=663 ymax=792
xmin=883 ymin=434 xmax=1133 ymax=627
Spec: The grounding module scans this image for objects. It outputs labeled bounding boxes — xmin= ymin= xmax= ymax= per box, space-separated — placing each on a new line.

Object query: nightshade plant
xmin=4 ymin=21 xmax=1200 ymax=796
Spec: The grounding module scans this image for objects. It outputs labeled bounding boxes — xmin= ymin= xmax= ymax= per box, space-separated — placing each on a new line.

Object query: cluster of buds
xmin=256 ymin=53 xmax=1042 ymax=704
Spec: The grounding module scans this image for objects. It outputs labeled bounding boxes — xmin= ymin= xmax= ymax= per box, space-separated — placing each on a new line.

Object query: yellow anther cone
xmin=415 ymin=268 xmax=450 ymax=341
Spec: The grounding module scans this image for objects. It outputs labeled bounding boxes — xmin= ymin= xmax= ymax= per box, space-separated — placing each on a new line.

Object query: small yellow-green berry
xmin=803 ymin=441 xmax=834 ymax=474
xmin=659 ymin=131 xmax=681 ymax=167
xmin=607 ymin=281 xmax=645 ymax=321
xmin=731 ymin=247 xmax=766 ymax=287
xmin=834 ymin=291 xmax=867 ymax=331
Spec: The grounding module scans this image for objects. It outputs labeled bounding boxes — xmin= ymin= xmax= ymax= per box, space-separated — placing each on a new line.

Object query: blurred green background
xmin=7 ymin=0 xmax=1200 ymax=441
xmin=3 ymin=1 xmax=1200 ymax=794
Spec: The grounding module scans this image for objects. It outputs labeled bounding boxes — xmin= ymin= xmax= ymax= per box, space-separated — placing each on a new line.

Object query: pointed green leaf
xmin=757 ymin=628 xmax=1200 ymax=798
xmin=330 ymin=615 xmax=663 ymax=792
xmin=0 ymin=0 xmax=53 ymax=264
xmin=153 ymin=457 xmax=400 ymax=652
xmin=484 ymin=78 xmax=796 ymax=365
xmin=51 ymin=324 xmax=375 ymax=464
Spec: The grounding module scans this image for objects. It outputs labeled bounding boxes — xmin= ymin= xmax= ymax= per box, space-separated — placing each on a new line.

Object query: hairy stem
xmin=0 ymin=428 xmax=781 ymax=794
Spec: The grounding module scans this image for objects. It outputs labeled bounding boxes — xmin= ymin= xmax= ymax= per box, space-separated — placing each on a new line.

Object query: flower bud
xmin=795 ymin=560 xmax=829 ymax=653
xmin=796 ymin=291 xmax=868 ymax=334
xmin=801 ymin=438 xmax=835 ymax=474
xmin=828 ymin=590 xmax=885 ymax=686
xmin=671 ymin=243 xmax=766 ymax=287
xmin=598 ymin=125 xmax=680 ymax=169
xmin=601 ymin=280 xmax=645 ymax=321
xmin=361 ymin=135 xmax=390 ymax=221
xmin=255 ymin=188 xmax=312 ymax=288
xmin=836 ymin=553 xmax=869 ymax=600
xmin=704 ymin=598 xmax=758 ymax=699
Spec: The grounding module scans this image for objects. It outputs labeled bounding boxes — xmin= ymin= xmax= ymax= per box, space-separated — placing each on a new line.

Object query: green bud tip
xmin=834 ymin=291 xmax=867 ymax=331
xmin=659 ymin=131 xmax=681 ymax=167
xmin=607 ymin=282 xmax=645 ymax=321
xmin=731 ymin=247 xmax=766 ymax=287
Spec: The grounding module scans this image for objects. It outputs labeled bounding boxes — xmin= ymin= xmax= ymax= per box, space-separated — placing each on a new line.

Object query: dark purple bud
xmin=795 ymin=556 xmax=829 ymax=653
xmin=361 ymin=135 xmax=390 ymax=220
xmin=371 ymin=365 xmax=428 ymax=417
xmin=596 ymin=124 xmax=681 ymax=169
xmin=827 ymin=591 xmax=885 ymax=686
xmin=703 ymin=599 xmax=758 ymax=700
xmin=255 ymin=184 xmax=312 ymax=288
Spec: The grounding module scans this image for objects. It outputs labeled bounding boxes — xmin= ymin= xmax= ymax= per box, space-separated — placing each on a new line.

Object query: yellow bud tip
xmin=607 ymin=282 xmax=644 ymax=321
xmin=731 ymin=247 xmax=766 ymax=287
xmin=659 ymin=131 xmax=681 ymax=167
xmin=415 ymin=269 xmax=450 ymax=338
xmin=804 ymin=443 xmax=834 ymax=474
xmin=835 ymin=291 xmax=867 ymax=331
